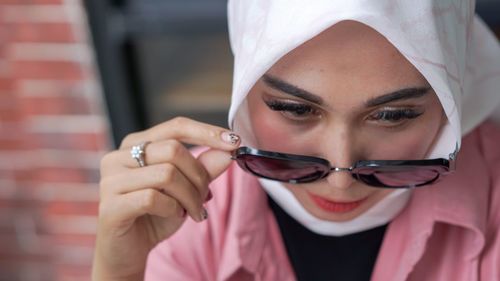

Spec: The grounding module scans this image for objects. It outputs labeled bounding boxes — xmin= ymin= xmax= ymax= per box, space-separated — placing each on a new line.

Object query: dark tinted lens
xmin=236 ymin=154 xmax=328 ymax=183
xmin=354 ymin=166 xmax=441 ymax=188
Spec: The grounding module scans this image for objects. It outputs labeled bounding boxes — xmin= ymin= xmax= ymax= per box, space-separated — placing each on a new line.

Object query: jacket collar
xmin=424 ymin=129 xmax=488 ymax=259
xmin=373 ymin=128 xmax=489 ymax=280
xmin=217 ymin=165 xmax=272 ymax=280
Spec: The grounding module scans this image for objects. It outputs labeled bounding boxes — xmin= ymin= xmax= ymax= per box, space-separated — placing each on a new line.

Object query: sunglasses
xmin=232 ymin=146 xmax=457 ymax=188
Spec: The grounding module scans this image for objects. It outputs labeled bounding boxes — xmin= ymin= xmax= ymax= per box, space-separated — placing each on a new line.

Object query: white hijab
xmin=227 ymin=0 xmax=500 ymax=235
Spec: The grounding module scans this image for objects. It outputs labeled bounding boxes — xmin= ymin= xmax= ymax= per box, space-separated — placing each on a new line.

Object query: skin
xmin=93 ymin=20 xmax=445 ymax=280
xmin=246 ymin=20 xmax=445 ymax=221
xmin=93 ymin=118 xmax=240 ymax=280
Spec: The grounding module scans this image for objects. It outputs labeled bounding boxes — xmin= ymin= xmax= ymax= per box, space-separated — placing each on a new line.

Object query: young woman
xmin=92 ymin=1 xmax=500 ymax=280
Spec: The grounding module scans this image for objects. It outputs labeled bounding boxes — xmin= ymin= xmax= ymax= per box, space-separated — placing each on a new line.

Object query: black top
xmin=268 ymin=196 xmax=388 ymax=281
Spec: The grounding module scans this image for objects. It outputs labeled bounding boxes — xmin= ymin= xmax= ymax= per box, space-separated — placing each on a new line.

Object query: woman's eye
xmin=369 ymin=108 xmax=423 ymax=124
xmin=264 ymin=99 xmax=319 ymax=121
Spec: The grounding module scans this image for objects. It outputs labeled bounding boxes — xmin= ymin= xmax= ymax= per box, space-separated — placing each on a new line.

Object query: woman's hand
xmin=92 ymin=117 xmax=240 ymax=281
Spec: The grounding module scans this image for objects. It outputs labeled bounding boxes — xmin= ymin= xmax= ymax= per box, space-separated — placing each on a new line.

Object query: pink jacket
xmin=145 ymin=122 xmax=500 ymax=281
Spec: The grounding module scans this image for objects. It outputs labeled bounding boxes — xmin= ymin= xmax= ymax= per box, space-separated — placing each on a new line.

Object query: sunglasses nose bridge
xmin=329 ymin=167 xmax=353 ymax=173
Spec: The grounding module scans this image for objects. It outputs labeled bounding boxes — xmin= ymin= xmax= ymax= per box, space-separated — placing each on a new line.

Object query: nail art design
xmin=221 ymin=131 xmax=240 ymax=145
xmin=228 ymin=133 xmax=240 ymax=145
xmin=200 ymin=207 xmax=208 ymax=220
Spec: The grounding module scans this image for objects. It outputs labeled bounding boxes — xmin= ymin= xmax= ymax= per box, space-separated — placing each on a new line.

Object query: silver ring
xmin=130 ymin=141 xmax=150 ymax=167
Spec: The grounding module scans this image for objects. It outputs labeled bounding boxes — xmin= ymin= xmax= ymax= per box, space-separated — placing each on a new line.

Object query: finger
xmin=100 ymin=163 xmax=206 ymax=221
xmin=197 ymin=149 xmax=234 ymax=181
xmin=102 ymin=189 xmax=184 ymax=226
xmin=119 ymin=117 xmax=240 ymax=150
xmin=107 ymin=140 xmax=211 ymax=198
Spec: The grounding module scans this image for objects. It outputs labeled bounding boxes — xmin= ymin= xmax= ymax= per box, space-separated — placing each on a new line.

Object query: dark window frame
xmin=84 ymin=0 xmax=227 ymax=147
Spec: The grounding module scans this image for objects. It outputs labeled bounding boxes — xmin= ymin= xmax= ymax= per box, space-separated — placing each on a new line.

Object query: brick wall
xmin=0 ymin=1 xmax=497 ymax=281
xmin=0 ymin=0 xmax=109 ymax=280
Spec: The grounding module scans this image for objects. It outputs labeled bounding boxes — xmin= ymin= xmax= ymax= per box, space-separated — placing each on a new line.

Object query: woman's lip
xmin=307 ymin=192 xmax=367 ymax=213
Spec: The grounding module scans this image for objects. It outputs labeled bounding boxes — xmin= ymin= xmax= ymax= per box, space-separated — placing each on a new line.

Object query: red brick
xmin=55 ymin=265 xmax=92 ymax=281
xmin=0 ymin=234 xmax=24 ymax=252
xmin=20 ymin=95 xmax=91 ymax=115
xmin=32 ymin=167 xmax=87 ymax=183
xmin=0 ymin=124 xmax=24 ymax=135
xmin=7 ymin=22 xmax=76 ymax=43
xmin=0 ymin=1 xmax=103 ymax=279
xmin=0 ymin=0 xmax=63 ymax=4
xmin=0 ymin=205 xmax=44 ymax=234
xmin=43 ymin=201 xmax=98 ymax=216
xmin=32 ymin=132 xmax=107 ymax=151
xmin=13 ymin=170 xmax=34 ymax=182
xmin=16 ymin=79 xmax=80 ymax=96
xmin=10 ymin=60 xmax=84 ymax=80
xmin=12 ymin=167 xmax=87 ymax=183
xmin=41 ymin=233 xmax=96 ymax=247
xmin=0 ymin=199 xmax=42 ymax=210
xmin=4 ymin=184 xmax=98 ymax=204
xmin=0 ymin=127 xmax=29 ymax=151
xmin=0 ymin=137 xmax=23 ymax=150
xmin=0 ymin=95 xmax=18 ymax=106
xmin=44 ymin=214 xmax=97 ymax=236
xmin=0 ymin=251 xmax=52 ymax=262
xmin=0 ymin=78 xmax=15 ymax=92
xmin=0 ymin=107 xmax=21 ymax=122
xmin=0 ymin=260 xmax=54 ymax=281
xmin=29 ymin=167 xmax=100 ymax=183
xmin=0 ymin=168 xmax=15 ymax=179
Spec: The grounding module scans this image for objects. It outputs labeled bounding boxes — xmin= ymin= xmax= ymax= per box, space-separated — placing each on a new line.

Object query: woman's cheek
xmin=252 ymin=111 xmax=296 ymax=150
xmin=365 ymin=121 xmax=440 ymax=160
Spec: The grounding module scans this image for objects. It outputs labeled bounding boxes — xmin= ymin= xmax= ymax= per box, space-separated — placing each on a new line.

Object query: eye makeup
xmin=263 ymin=94 xmax=425 ymax=126
xmin=263 ymin=96 xmax=321 ymax=121
xmin=265 ymin=99 xmax=314 ymax=115
xmin=369 ymin=108 xmax=424 ymax=123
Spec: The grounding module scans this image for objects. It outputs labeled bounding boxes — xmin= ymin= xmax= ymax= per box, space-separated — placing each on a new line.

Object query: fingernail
xmin=221 ymin=131 xmax=240 ymax=145
xmin=200 ymin=207 xmax=208 ymax=221
xmin=205 ymin=190 xmax=213 ymax=202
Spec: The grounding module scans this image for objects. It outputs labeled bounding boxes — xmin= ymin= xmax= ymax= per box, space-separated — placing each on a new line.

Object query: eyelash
xmin=264 ymin=98 xmax=424 ymax=124
xmin=264 ymin=99 xmax=319 ymax=120
xmin=369 ymin=108 xmax=424 ymax=123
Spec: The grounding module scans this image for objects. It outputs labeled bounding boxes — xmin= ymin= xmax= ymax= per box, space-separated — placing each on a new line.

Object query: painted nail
xmin=205 ymin=190 xmax=213 ymax=202
xmin=221 ymin=131 xmax=240 ymax=145
xmin=200 ymin=207 xmax=208 ymax=221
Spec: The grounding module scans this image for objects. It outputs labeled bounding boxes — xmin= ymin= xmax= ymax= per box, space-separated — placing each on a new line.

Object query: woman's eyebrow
xmin=365 ymin=87 xmax=431 ymax=107
xmin=263 ymin=74 xmax=431 ymax=107
xmin=262 ymin=74 xmax=324 ymax=105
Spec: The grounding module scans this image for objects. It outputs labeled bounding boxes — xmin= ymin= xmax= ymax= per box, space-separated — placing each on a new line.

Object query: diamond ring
xmin=130 ymin=141 xmax=150 ymax=167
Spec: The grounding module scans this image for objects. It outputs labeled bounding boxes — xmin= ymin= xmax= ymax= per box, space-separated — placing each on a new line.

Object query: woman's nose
xmin=326 ymin=169 xmax=355 ymax=190
xmin=320 ymin=124 xmax=357 ymax=190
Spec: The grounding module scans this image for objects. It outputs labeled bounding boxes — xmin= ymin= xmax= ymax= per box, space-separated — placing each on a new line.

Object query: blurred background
xmin=0 ymin=0 xmax=498 ymax=280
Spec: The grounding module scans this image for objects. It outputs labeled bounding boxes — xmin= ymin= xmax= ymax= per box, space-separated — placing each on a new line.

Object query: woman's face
xmin=246 ymin=21 xmax=445 ymax=222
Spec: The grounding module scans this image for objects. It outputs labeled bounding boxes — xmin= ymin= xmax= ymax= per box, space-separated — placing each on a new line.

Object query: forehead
xmin=265 ymin=21 xmax=428 ymax=105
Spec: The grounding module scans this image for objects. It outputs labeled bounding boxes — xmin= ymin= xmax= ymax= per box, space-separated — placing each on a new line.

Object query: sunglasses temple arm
xmin=447 ymin=142 xmax=459 ymax=172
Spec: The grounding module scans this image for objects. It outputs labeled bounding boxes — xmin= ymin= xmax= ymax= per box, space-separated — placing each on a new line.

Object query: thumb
xmin=197 ymin=148 xmax=233 ymax=181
